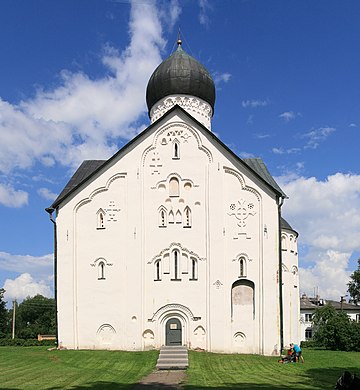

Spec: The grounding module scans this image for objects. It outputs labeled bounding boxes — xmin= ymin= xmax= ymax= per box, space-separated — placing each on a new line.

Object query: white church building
xmin=47 ymin=40 xmax=300 ymax=355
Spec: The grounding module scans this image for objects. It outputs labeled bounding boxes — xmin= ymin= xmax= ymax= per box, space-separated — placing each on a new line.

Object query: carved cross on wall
xmin=228 ymin=199 xmax=256 ymax=238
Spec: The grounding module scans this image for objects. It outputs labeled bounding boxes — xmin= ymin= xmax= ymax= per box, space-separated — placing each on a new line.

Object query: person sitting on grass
xmin=278 ymin=346 xmax=293 ymax=363
xmin=290 ymin=342 xmax=304 ymax=363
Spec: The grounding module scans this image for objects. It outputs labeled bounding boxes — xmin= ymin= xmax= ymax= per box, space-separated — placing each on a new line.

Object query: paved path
xmin=134 ymin=370 xmax=187 ymax=389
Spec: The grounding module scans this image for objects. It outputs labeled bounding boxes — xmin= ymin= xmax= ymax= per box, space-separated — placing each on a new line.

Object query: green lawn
xmin=185 ymin=349 xmax=360 ymax=389
xmin=0 ymin=347 xmax=158 ymax=389
xmin=0 ymin=347 xmax=359 ymax=389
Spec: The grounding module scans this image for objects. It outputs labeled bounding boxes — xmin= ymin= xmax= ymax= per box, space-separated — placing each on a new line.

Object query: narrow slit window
xmin=155 ymin=260 xmax=161 ymax=281
xmin=98 ymin=262 xmax=105 ymax=280
xmin=191 ymin=258 xmax=197 ymax=280
xmin=239 ymin=257 xmax=246 ymax=277
xmin=184 ymin=207 xmax=191 ymax=227
xmin=159 ymin=208 xmax=167 ymax=227
xmin=172 ymin=250 xmax=180 ymax=280
xmin=173 ymin=140 xmax=180 ymax=159
xmin=97 ymin=210 xmax=105 ymax=229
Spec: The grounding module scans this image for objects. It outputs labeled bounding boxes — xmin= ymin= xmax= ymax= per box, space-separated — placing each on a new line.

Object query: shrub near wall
xmin=0 ymin=338 xmax=57 ymax=347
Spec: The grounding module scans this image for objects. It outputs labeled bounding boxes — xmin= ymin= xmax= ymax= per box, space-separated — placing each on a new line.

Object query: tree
xmin=0 ymin=289 xmax=9 ymax=337
xmin=348 ymin=258 xmax=360 ymax=304
xmin=15 ymin=295 xmax=55 ymax=339
xmin=312 ymin=304 xmax=360 ymax=351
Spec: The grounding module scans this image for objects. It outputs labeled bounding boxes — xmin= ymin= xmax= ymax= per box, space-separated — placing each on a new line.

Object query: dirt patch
xmin=134 ymin=370 xmax=187 ymax=389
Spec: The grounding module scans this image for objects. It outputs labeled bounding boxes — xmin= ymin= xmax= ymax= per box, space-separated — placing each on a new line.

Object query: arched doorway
xmin=165 ymin=318 xmax=182 ymax=346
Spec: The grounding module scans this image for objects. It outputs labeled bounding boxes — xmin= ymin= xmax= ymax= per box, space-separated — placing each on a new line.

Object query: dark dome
xmin=146 ymin=44 xmax=216 ymax=114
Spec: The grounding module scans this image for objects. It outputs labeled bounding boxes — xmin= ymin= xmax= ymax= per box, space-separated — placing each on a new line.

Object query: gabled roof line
xmin=50 ymin=104 xmax=286 ymax=209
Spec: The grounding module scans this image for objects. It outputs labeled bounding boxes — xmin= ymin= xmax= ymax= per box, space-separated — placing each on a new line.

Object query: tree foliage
xmin=312 ymin=304 xmax=360 ymax=351
xmin=0 ymin=288 xmax=10 ymax=337
xmin=14 ymin=295 xmax=56 ymax=339
xmin=348 ymin=258 xmax=360 ymax=304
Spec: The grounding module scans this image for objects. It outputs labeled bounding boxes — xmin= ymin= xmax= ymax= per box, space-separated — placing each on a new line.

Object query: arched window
xmin=190 ymin=258 xmax=197 ymax=280
xmin=98 ymin=261 xmax=105 ymax=280
xmin=172 ymin=250 xmax=180 ymax=280
xmin=97 ymin=209 xmax=106 ymax=229
xmin=168 ymin=210 xmax=174 ymax=224
xmin=281 ymin=235 xmax=287 ymax=251
xmin=239 ymin=257 xmax=246 ymax=277
xmin=155 ymin=260 xmax=161 ymax=281
xmin=169 ymin=177 xmax=179 ymax=197
xmin=175 ymin=210 xmax=182 ymax=224
xmin=159 ymin=207 xmax=167 ymax=227
xmin=173 ymin=140 xmax=180 ymax=159
xmin=184 ymin=206 xmax=191 ymax=227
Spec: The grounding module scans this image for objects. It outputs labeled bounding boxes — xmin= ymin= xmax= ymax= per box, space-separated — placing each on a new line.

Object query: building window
xmin=173 ymin=140 xmax=180 ymax=159
xmin=159 ymin=207 xmax=167 ymax=227
xmin=356 ymin=314 xmax=360 ymax=323
xmin=169 ymin=177 xmax=179 ymax=197
xmin=239 ymin=257 xmax=246 ymax=277
xmin=305 ymin=327 xmax=313 ymax=339
xmin=98 ymin=262 xmax=105 ymax=280
xmin=172 ymin=250 xmax=181 ymax=280
xmin=184 ymin=206 xmax=192 ymax=227
xmin=155 ymin=260 xmax=161 ymax=281
xmin=97 ymin=209 xmax=106 ymax=229
xmin=190 ymin=258 xmax=197 ymax=280
xmin=305 ymin=313 xmax=313 ymax=322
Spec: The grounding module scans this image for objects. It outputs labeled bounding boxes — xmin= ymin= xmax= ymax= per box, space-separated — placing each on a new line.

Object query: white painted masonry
xmin=51 ymin=44 xmax=300 ymax=355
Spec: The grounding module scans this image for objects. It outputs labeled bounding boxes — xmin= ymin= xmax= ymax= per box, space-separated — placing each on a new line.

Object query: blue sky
xmin=1 ymin=0 xmax=359 ymax=304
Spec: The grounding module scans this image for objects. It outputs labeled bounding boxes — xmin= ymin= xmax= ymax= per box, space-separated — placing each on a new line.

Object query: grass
xmin=0 ymin=347 xmax=158 ymax=389
xmin=0 ymin=347 xmax=359 ymax=389
xmin=185 ymin=348 xmax=360 ymax=389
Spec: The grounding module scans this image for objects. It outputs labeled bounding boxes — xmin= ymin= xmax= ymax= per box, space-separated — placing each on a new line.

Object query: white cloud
xmin=278 ymin=173 xmax=360 ymax=299
xmin=0 ymin=183 xmax=28 ymax=208
xmin=272 ymin=147 xmax=301 ymax=154
xmin=349 ymin=123 xmax=357 ymax=128
xmin=303 ymin=126 xmax=335 ymax=149
xmin=0 ymin=251 xmax=53 ymax=280
xmin=199 ymin=0 xmax=212 ymax=26
xmin=213 ymin=72 xmax=231 ymax=85
xmin=279 ymin=111 xmax=301 ymax=122
xmin=3 ymin=273 xmax=52 ymax=302
xmin=242 ymin=99 xmax=269 ymax=108
xmin=37 ymin=187 xmax=58 ymax=201
xmin=0 ymin=0 xmax=170 ymax=205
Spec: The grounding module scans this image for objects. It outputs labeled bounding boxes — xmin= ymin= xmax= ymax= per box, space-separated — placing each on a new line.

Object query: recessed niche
xmin=165 ymin=198 xmax=171 ymax=203
xmin=158 ymin=184 xmax=166 ymax=191
xmin=195 ymin=201 xmax=201 ymax=206
xmin=184 ymin=182 xmax=192 ymax=190
xmin=179 ymin=198 xmax=185 ymax=203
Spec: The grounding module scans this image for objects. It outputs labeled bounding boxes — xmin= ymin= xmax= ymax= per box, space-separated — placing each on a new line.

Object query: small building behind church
xmin=48 ymin=40 xmax=300 ymax=355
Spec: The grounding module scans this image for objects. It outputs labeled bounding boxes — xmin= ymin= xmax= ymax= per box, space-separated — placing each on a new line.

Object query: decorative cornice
xmin=149 ymin=303 xmax=200 ymax=322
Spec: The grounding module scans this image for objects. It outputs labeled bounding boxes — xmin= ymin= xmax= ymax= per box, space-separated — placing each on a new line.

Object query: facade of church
xmin=48 ymin=41 xmax=300 ymax=355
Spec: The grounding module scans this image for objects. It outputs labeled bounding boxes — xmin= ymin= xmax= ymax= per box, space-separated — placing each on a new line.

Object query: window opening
xmin=184 ymin=207 xmax=191 ymax=227
xmin=191 ymin=258 xmax=197 ymax=280
xmin=155 ymin=260 xmax=161 ymax=281
xmin=172 ymin=250 xmax=180 ymax=280
xmin=98 ymin=262 xmax=105 ymax=280
xmin=159 ymin=208 xmax=167 ymax=227
xmin=173 ymin=141 xmax=180 ymax=159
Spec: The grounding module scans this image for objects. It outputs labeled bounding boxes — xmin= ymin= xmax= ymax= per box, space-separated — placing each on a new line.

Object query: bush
xmin=0 ymin=338 xmax=57 ymax=347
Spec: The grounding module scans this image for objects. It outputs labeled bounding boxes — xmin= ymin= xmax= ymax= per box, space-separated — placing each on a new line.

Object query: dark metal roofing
xmin=146 ymin=44 xmax=216 ymax=114
xmin=243 ymin=158 xmax=286 ymax=198
xmin=280 ymin=217 xmax=297 ymax=233
xmin=52 ymin=160 xmax=105 ymax=207
xmin=50 ymin=106 xmax=286 ymax=209
xmin=300 ymin=296 xmax=360 ymax=311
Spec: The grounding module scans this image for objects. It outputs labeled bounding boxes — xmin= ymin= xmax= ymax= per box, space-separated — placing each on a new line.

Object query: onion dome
xmin=146 ymin=40 xmax=216 ymax=115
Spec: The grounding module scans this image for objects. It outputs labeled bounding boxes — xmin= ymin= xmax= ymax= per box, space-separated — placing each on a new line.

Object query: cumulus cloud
xmin=0 ymin=183 xmax=28 ymax=207
xmin=278 ymin=173 xmax=360 ymax=299
xmin=242 ymin=99 xmax=269 ymax=108
xmin=303 ymin=126 xmax=335 ymax=149
xmin=3 ymin=273 xmax=52 ymax=301
xmin=0 ymin=0 xmax=171 ymax=204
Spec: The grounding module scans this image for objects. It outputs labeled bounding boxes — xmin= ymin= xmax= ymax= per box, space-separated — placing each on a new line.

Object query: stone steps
xmin=156 ymin=346 xmax=189 ymax=370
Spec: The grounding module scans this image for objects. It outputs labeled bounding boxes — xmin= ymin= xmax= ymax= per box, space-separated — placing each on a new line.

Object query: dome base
xmin=150 ymin=95 xmax=213 ymax=130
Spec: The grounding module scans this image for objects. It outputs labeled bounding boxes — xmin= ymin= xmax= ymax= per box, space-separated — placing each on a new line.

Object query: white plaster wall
xmin=56 ymin=107 xmax=289 ymax=355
